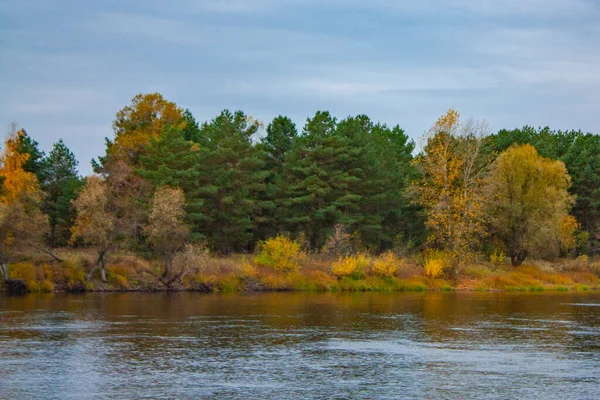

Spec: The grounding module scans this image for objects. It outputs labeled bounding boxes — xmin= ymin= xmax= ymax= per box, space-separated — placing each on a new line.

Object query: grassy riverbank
xmin=3 ymin=249 xmax=600 ymax=294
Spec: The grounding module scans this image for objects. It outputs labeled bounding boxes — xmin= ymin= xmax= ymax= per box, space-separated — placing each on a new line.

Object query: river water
xmin=1 ymin=292 xmax=599 ymax=399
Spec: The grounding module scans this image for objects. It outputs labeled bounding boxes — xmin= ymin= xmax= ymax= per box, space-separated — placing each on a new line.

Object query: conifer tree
xmin=138 ymin=126 xmax=207 ymax=241
xmin=40 ymin=139 xmax=83 ymax=247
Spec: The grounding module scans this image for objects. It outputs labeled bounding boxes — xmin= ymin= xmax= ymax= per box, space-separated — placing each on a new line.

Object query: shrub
xmin=423 ymin=250 xmax=448 ymax=278
xmin=241 ymin=261 xmax=258 ymax=279
xmin=372 ymin=251 xmax=400 ymax=277
xmin=39 ymin=280 xmax=54 ymax=293
xmin=8 ymin=263 xmax=37 ymax=282
xmin=27 ymin=279 xmax=54 ymax=293
xmin=490 ymin=249 xmax=505 ymax=270
xmin=254 ymin=236 xmax=304 ymax=273
xmin=331 ymin=254 xmax=370 ymax=278
xmin=108 ymin=274 xmax=130 ymax=289
xmin=322 ymin=224 xmax=353 ymax=257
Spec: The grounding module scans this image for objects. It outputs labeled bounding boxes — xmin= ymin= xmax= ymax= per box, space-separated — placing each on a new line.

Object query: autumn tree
xmin=0 ymin=130 xmax=48 ymax=280
xmin=71 ymin=176 xmax=117 ymax=282
xmin=145 ymin=187 xmax=189 ymax=282
xmin=411 ymin=110 xmax=490 ymax=270
xmin=96 ymin=93 xmax=185 ymax=168
xmin=484 ymin=144 xmax=574 ymax=266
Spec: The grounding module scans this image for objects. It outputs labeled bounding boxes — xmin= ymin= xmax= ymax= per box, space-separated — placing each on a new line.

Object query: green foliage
xmin=196 ymin=110 xmax=272 ymax=252
xmin=281 ymin=112 xmax=418 ymax=251
xmin=40 ymin=139 xmax=83 ymax=247
xmin=14 ymin=128 xmax=46 ymax=179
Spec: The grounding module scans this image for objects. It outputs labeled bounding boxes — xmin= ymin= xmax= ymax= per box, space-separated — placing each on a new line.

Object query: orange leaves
xmin=110 ymin=93 xmax=185 ymax=165
xmin=0 ymin=130 xmax=40 ymax=204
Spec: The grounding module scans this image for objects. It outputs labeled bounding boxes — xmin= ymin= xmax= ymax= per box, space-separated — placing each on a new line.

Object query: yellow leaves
xmin=411 ymin=109 xmax=488 ymax=262
xmin=111 ymin=93 xmax=185 ymax=165
xmin=0 ymin=130 xmax=40 ymax=205
xmin=559 ymin=215 xmax=579 ymax=252
xmin=71 ymin=176 xmax=115 ymax=248
xmin=423 ymin=249 xmax=450 ymax=278
xmin=254 ymin=235 xmax=304 ymax=273
xmin=485 ymin=144 xmax=575 ymax=263
xmin=434 ymin=109 xmax=460 ymax=134
xmin=372 ymin=251 xmax=400 ymax=277
xmin=145 ymin=186 xmax=189 ymax=244
xmin=331 ymin=253 xmax=370 ymax=278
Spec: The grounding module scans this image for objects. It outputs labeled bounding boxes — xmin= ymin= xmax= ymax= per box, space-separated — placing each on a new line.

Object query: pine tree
xmin=40 ymin=139 xmax=83 ymax=247
xmin=13 ymin=126 xmax=46 ymax=181
xmin=259 ymin=115 xmax=298 ymax=239
xmin=198 ymin=110 xmax=271 ymax=253
xmin=138 ymin=126 xmax=207 ymax=241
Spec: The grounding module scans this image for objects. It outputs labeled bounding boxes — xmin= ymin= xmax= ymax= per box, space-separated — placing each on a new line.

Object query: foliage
xmin=423 ymin=249 xmax=449 ymax=278
xmin=40 ymin=139 xmax=83 ymax=247
xmin=0 ymin=130 xmax=48 ymax=273
xmin=411 ymin=110 xmax=490 ymax=270
xmin=145 ymin=186 xmax=189 ymax=278
xmin=254 ymin=235 xmax=304 ymax=273
xmin=107 ymin=93 xmax=185 ymax=166
xmin=197 ymin=110 xmax=271 ymax=253
xmin=371 ymin=251 xmax=401 ymax=277
xmin=331 ymin=253 xmax=370 ymax=278
xmin=322 ymin=224 xmax=354 ymax=257
xmin=71 ymin=176 xmax=116 ymax=281
xmin=489 ymin=249 xmax=505 ymax=270
xmin=484 ymin=144 xmax=574 ymax=266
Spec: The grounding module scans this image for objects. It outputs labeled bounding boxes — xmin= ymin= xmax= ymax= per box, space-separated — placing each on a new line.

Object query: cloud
xmin=1 ymin=0 xmax=600 ymax=176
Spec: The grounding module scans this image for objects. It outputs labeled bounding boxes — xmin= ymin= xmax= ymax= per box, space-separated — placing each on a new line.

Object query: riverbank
xmin=2 ymin=249 xmax=600 ymax=294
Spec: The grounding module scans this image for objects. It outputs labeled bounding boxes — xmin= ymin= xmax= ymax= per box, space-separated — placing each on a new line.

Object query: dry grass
xmin=5 ymin=249 xmax=600 ymax=293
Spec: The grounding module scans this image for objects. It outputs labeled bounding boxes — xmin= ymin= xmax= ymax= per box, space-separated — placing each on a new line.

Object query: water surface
xmin=1 ymin=292 xmax=599 ymax=399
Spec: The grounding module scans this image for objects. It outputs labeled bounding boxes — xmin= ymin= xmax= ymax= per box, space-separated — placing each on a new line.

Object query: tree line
xmin=1 ymin=93 xmax=598 ymax=281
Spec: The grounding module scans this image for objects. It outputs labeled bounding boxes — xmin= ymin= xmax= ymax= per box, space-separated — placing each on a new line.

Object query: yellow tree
xmin=485 ymin=144 xmax=574 ymax=266
xmin=71 ymin=176 xmax=116 ymax=282
xmin=411 ymin=110 xmax=490 ymax=271
xmin=145 ymin=186 xmax=189 ymax=283
xmin=0 ymin=130 xmax=48 ymax=280
xmin=109 ymin=93 xmax=185 ymax=165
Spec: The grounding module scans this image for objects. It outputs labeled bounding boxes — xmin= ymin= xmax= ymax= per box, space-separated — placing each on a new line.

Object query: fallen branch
xmin=31 ymin=245 xmax=63 ymax=263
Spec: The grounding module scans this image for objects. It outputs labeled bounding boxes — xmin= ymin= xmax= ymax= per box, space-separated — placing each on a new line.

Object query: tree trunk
xmin=510 ymin=250 xmax=528 ymax=267
xmin=0 ymin=264 xmax=8 ymax=282
xmin=99 ymin=256 xmax=107 ymax=282
xmin=88 ymin=252 xmax=108 ymax=282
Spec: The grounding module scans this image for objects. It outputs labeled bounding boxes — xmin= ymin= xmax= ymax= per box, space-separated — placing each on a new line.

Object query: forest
xmin=1 ymin=93 xmax=600 ymax=293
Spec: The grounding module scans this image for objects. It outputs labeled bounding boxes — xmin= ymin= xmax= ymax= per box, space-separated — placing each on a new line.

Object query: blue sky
xmin=1 ymin=0 xmax=599 ymax=175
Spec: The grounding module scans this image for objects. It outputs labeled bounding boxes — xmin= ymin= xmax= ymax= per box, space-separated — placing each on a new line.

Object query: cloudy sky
xmin=1 ymin=0 xmax=599 ymax=174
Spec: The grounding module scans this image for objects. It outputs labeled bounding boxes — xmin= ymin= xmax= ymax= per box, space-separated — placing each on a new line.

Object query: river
xmin=1 ymin=292 xmax=599 ymax=399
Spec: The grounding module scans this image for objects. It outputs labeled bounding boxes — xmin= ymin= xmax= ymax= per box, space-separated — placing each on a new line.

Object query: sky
xmin=1 ymin=0 xmax=599 ymax=175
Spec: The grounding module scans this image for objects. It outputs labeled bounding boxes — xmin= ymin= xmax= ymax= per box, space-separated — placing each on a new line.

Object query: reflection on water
xmin=1 ymin=292 xmax=599 ymax=399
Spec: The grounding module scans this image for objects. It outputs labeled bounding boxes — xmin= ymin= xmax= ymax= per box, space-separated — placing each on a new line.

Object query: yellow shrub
xmin=40 ymin=280 xmax=54 ymax=293
xmin=254 ymin=236 xmax=304 ymax=273
xmin=372 ymin=251 xmax=400 ymax=277
xmin=490 ymin=249 xmax=505 ymax=268
xmin=423 ymin=250 xmax=448 ymax=278
xmin=332 ymin=254 xmax=370 ymax=278
xmin=9 ymin=263 xmax=37 ymax=282
xmin=241 ymin=262 xmax=258 ymax=278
